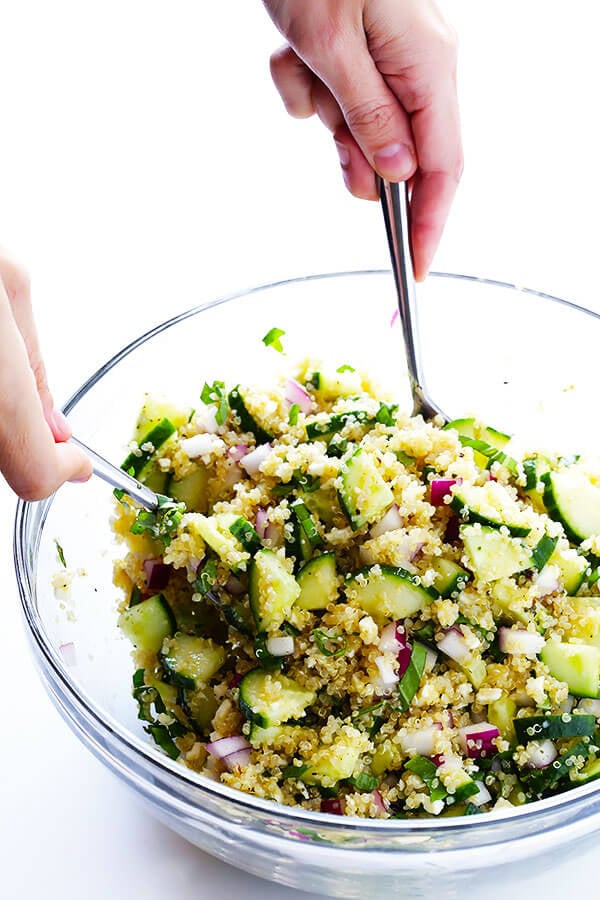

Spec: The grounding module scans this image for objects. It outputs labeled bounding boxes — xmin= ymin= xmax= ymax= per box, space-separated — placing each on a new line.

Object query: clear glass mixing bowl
xmin=15 ymin=271 xmax=600 ymax=898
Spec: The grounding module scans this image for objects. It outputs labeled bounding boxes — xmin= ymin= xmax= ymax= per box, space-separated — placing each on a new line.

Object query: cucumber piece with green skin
xmin=285 ymin=518 xmax=313 ymax=570
xmin=229 ymin=516 xmax=263 ymax=554
xmin=249 ymin=548 xmax=300 ymax=632
xmin=487 ymin=695 xmax=517 ymax=742
xmin=132 ymin=397 xmax=188 ymax=442
xmin=541 ymin=639 xmax=600 ymax=698
xmin=290 ymin=498 xmax=323 ymax=550
xmin=161 ymin=633 xmax=226 ymax=690
xmin=118 ymin=593 xmax=175 ymax=653
xmin=312 ymin=368 xmax=363 ymax=400
xmin=566 ymin=597 xmax=600 ymax=648
xmin=513 ymin=713 xmax=595 ymax=745
xmin=338 ymin=447 xmax=395 ymax=531
xmin=345 ymin=565 xmax=435 ymax=621
xmin=444 ymin=418 xmax=511 ymax=471
xmin=550 ymin=546 xmax=587 ymax=594
xmin=449 ymin=482 xmax=531 ymax=537
xmin=167 ymin=466 xmax=208 ymax=513
xmin=429 ymin=558 xmax=470 ymax=598
xmin=296 ymin=553 xmax=339 ymax=610
xmin=228 ymin=386 xmax=272 ymax=443
xmin=182 ymin=684 xmax=219 ymax=734
xmin=570 ymin=756 xmax=600 ymax=785
xmin=238 ymin=669 xmax=315 ymax=727
xmin=248 ymin=722 xmax=297 ymax=746
xmin=542 ymin=468 xmax=600 ymax=544
xmin=190 ymin=512 xmax=250 ymax=571
xmin=121 ymin=417 xmax=176 ymax=479
xmin=460 ymin=524 xmax=532 ymax=582
xmin=302 ymin=731 xmax=364 ymax=785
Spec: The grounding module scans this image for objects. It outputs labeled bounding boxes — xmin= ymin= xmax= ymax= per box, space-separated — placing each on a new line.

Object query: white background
xmin=3 ymin=2 xmax=600 ymax=897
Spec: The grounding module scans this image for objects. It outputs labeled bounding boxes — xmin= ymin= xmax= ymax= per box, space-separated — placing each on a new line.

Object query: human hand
xmin=263 ymin=0 xmax=462 ymax=281
xmin=0 ymin=250 xmax=92 ymax=499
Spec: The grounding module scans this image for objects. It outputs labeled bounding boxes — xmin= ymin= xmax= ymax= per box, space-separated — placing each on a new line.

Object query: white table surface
xmin=3 ymin=2 xmax=600 ymax=897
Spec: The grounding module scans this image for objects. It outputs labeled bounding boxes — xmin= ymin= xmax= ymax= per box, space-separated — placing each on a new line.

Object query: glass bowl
xmin=15 ymin=271 xmax=600 ymax=898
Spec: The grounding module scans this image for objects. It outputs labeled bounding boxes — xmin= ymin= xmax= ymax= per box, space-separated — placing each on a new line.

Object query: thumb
xmin=316 ymin=38 xmax=417 ymax=183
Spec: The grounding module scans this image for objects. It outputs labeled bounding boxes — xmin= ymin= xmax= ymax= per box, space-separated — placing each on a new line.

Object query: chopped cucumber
xmin=566 ymin=597 xmax=600 ymax=648
xmin=238 ymin=669 xmax=315 ymax=727
xmin=570 ymin=756 xmax=600 ymax=785
xmin=118 ymin=593 xmax=175 ymax=653
xmin=429 ymin=557 xmax=470 ymax=598
xmin=345 ymin=565 xmax=435 ymax=621
xmin=550 ymin=546 xmax=587 ymax=595
xmin=302 ymin=731 xmax=364 ymax=785
xmin=182 ymin=684 xmax=219 ymax=734
xmin=190 ymin=512 xmax=250 ymax=571
xmin=132 ymin=397 xmax=188 ymax=442
xmin=229 ymin=516 xmax=262 ymax=554
xmin=487 ymin=695 xmax=517 ymax=742
xmin=248 ymin=722 xmax=297 ymax=747
xmin=306 ymin=410 xmax=371 ymax=442
xmin=161 ymin=633 xmax=226 ymax=690
xmin=542 ymin=468 xmax=600 ymax=544
xmin=167 ymin=466 xmax=208 ymax=513
xmin=541 ymin=639 xmax=600 ymax=698
xmin=449 ymin=482 xmax=531 ymax=537
xmin=121 ymin=417 xmax=176 ymax=480
xmin=338 ymin=447 xmax=395 ymax=530
xmin=460 ymin=524 xmax=531 ymax=582
xmin=513 ymin=713 xmax=595 ymax=745
xmin=296 ymin=553 xmax=339 ymax=610
xmin=312 ymin=368 xmax=363 ymax=400
xmin=249 ymin=549 xmax=300 ymax=632
xmin=228 ymin=387 xmax=272 ymax=443
xmin=444 ymin=418 xmax=511 ymax=470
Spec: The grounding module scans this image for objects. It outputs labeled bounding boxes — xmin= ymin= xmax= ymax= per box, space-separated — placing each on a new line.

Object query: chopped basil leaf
xmin=187 ymin=408 xmax=195 ymax=423
xmin=129 ymin=494 xmax=184 ymax=546
xmin=375 ymin=402 xmax=398 ymax=427
xmin=346 ymin=773 xmax=379 ymax=792
xmin=262 ymin=327 xmax=286 ymax=353
xmin=201 ymin=380 xmax=229 ymax=426
xmin=397 ymin=641 xmax=426 ymax=710
xmin=404 ymin=755 xmax=447 ymax=803
xmin=193 ymin=558 xmax=219 ymax=596
xmin=313 ymin=628 xmax=347 ymax=658
xmin=55 ymin=539 xmax=67 ymax=568
xmin=281 ymin=763 xmax=310 ymax=779
xmin=254 ymin=634 xmax=284 ymax=671
xmin=395 ymin=450 xmax=416 ymax=467
xmin=288 ymin=403 xmax=300 ymax=426
xmin=336 ymin=364 xmax=355 ymax=373
xmin=129 ymin=585 xmax=143 ymax=607
xmin=530 ymin=533 xmax=559 ymax=571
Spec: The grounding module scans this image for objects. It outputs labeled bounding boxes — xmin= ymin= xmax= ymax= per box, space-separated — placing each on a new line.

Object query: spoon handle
xmin=71 ymin=436 xmax=159 ymax=510
xmin=378 ymin=178 xmax=445 ymax=421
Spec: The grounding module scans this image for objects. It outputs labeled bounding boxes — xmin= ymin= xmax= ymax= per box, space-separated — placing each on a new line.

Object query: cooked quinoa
xmin=113 ymin=359 xmax=600 ymax=819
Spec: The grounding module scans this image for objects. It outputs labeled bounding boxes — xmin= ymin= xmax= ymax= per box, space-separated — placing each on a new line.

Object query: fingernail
xmin=335 ymin=140 xmax=351 ymax=168
xmin=51 ymin=408 xmax=71 ymax=441
xmin=70 ymin=473 xmax=91 ymax=484
xmin=374 ymin=142 xmax=414 ymax=181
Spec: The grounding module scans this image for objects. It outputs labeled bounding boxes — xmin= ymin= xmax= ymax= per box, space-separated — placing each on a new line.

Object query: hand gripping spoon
xmin=378 ymin=177 xmax=447 ymax=423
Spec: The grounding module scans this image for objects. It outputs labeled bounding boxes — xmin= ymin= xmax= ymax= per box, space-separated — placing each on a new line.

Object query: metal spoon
xmin=70 ymin=436 xmax=159 ymax=509
xmin=378 ymin=177 xmax=447 ymax=422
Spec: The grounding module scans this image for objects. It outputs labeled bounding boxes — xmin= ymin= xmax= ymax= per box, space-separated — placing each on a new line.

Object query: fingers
xmin=270 ymin=45 xmax=316 ymax=119
xmin=0 ymin=265 xmax=91 ymax=500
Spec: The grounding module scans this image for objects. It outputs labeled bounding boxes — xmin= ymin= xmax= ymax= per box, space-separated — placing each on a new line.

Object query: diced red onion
xmin=228 ymin=444 xmax=249 ymax=462
xmin=222 ymin=748 xmax=252 ymax=771
xmin=266 ymin=635 xmax=295 ymax=657
xmin=444 ymin=515 xmax=460 ymax=543
xmin=206 ymin=735 xmax=251 ymax=760
xmin=255 ymin=508 xmax=268 ymax=539
xmin=370 ymin=504 xmax=403 ymax=539
xmin=436 ymin=626 xmax=471 ymax=662
xmin=240 ymin=443 xmax=272 ymax=476
xmin=390 ymin=309 xmax=399 ymax=328
xmin=577 ymin=698 xmax=600 ymax=716
xmin=59 ymin=642 xmax=77 ymax=666
xmin=264 ymin=522 xmax=284 ymax=548
xmin=468 ymin=781 xmax=492 ymax=807
xmin=374 ymin=655 xmax=399 ymax=693
xmin=143 ymin=558 xmax=171 ymax=591
xmin=378 ymin=622 xmax=412 ymax=677
xmin=225 ymin=574 xmax=247 ymax=595
xmin=400 ymin=723 xmax=443 ymax=757
xmin=459 ymin=722 xmax=500 ymax=758
xmin=430 ymin=479 xmax=457 ymax=507
xmin=498 ymin=627 xmax=544 ymax=658
xmin=284 ymin=379 xmax=314 ymax=415
xmin=321 ymin=797 xmax=345 ymax=815
xmin=532 ymin=566 xmax=561 ymax=599
xmin=229 ymin=672 xmax=243 ymax=689
xmin=424 ymin=646 xmax=438 ymax=672
xmin=371 ymin=789 xmax=388 ymax=813
xmin=524 ymin=739 xmax=557 ymax=769
xmin=379 ymin=622 xmax=401 ymax=653
xmin=430 ymin=753 xmax=445 ymax=768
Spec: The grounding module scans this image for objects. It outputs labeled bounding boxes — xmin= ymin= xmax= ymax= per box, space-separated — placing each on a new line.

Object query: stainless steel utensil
xmin=70 ymin=436 xmax=159 ymax=509
xmin=378 ymin=177 xmax=447 ymax=422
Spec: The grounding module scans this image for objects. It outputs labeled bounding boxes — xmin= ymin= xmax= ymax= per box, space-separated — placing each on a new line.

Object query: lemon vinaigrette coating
xmin=113 ymin=359 xmax=600 ymax=819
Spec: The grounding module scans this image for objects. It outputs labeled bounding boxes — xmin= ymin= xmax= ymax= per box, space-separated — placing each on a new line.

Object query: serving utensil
xmin=378 ymin=177 xmax=447 ymax=422
xmin=70 ymin=435 xmax=159 ymax=509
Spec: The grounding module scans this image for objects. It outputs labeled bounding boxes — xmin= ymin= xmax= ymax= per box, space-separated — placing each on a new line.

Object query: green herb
xmin=272 ymin=470 xmax=321 ymax=498
xmin=464 ymin=802 xmax=481 ymax=815
xmin=522 ymin=457 xmax=538 ymax=491
xmin=262 ymin=327 xmax=286 ymax=353
xmin=375 ymin=402 xmax=398 ymax=427
xmin=404 ymin=755 xmax=447 ymax=803
xmin=523 ymin=740 xmax=592 ymax=795
xmin=281 ymin=763 xmax=310 ymax=779
xmin=288 ymin=403 xmax=300 ymax=426
xmin=129 ymin=494 xmax=184 ymax=546
xmin=313 ymin=628 xmax=348 ymax=658
xmin=200 ymin=380 xmax=229 ymax=426
xmin=187 ymin=408 xmax=196 ymax=423
xmin=193 ymin=558 xmax=218 ymax=597
xmin=326 ymin=434 xmax=349 ymax=458
xmin=397 ymin=641 xmax=427 ymax=710
xmin=306 ymin=372 xmax=321 ymax=390
xmin=282 ymin=621 xmax=301 ymax=637
xmin=395 ymin=450 xmax=416 ymax=467
xmin=113 ymin=487 xmax=125 ymax=502
xmin=254 ymin=633 xmax=284 ymax=671
xmin=336 ymin=364 xmax=355 ymax=373
xmin=369 ymin=716 xmax=385 ymax=739
xmin=346 ymin=773 xmax=379 ymax=792
xmin=55 ymin=539 xmax=67 ymax=568
xmin=229 ymin=516 xmax=262 ymax=554
xmin=147 ymin=724 xmax=181 ymax=760
xmin=530 ymin=533 xmax=559 ymax=571
xmin=412 ymin=622 xmax=435 ymax=644
xmin=131 ymin=670 xmax=183 ymax=759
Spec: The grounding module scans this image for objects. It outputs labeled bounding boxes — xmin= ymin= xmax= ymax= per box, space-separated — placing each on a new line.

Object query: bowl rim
xmin=15 ymin=268 xmax=600 ymax=834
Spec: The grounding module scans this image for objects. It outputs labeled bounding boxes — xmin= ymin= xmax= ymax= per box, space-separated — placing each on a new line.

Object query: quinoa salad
xmin=113 ymin=346 xmax=600 ymax=819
